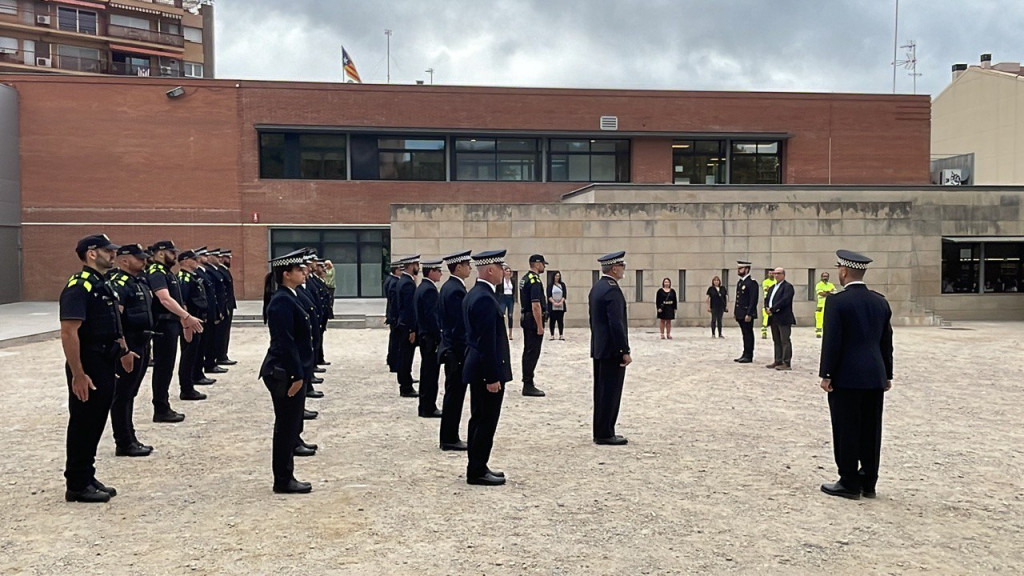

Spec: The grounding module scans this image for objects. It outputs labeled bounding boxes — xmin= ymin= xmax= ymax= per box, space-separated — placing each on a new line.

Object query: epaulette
xmin=607 ymin=280 xmax=617 ymax=286
xmin=147 ymin=262 xmax=166 ymax=274
xmin=65 ymin=270 xmax=97 ymax=292
xmin=871 ymin=290 xmax=887 ymax=299
xmin=177 ymin=270 xmax=191 ymax=282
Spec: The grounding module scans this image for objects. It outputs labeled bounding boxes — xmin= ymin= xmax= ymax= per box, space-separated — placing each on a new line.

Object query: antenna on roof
xmin=896 ymin=41 xmax=921 ymax=94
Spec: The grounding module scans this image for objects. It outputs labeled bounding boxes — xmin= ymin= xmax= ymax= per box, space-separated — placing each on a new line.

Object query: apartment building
xmin=0 ymin=0 xmax=213 ymax=78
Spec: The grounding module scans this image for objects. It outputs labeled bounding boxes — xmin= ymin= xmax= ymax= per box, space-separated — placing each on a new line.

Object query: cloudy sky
xmin=214 ymin=0 xmax=1021 ymax=98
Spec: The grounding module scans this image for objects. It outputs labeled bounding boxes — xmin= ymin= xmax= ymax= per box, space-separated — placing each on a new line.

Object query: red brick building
xmin=0 ymin=75 xmax=930 ymax=301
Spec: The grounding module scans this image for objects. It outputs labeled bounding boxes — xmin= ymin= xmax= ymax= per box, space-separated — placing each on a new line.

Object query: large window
xmin=0 ymin=0 xmax=17 ymax=16
xmin=110 ymin=14 xmax=152 ymax=30
xmin=259 ymin=132 xmax=347 ymax=180
xmin=730 ymin=141 xmax=782 ymax=184
xmin=57 ymin=45 xmax=101 ymax=73
xmin=57 ymin=7 xmax=97 ymax=35
xmin=270 ymin=228 xmax=390 ymax=298
xmin=184 ymin=61 xmax=203 ymax=78
xmin=349 ymin=135 xmax=445 ymax=181
xmin=549 ymin=139 xmax=629 ymax=182
xmin=454 ymin=137 xmax=540 ymax=181
xmin=673 ymin=140 xmax=725 ymax=184
xmin=942 ymin=239 xmax=1024 ymax=294
xmin=183 ymin=26 xmax=202 ymax=43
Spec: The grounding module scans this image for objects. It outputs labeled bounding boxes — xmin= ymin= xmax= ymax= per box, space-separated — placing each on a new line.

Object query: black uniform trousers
xmin=216 ymin=310 xmax=233 ymax=362
xmin=439 ymin=352 xmax=466 ymax=444
xmin=202 ymin=318 xmax=221 ymax=371
xmin=737 ymin=317 xmax=755 ymax=359
xmin=386 ymin=325 xmax=399 ymax=372
xmin=466 ymin=382 xmax=504 ymax=478
xmin=315 ymin=323 xmax=327 ymax=365
xmin=520 ymin=316 xmax=544 ymax=386
xmin=593 ymin=358 xmax=626 ymax=440
xmin=828 ymin=388 xmax=884 ymax=491
xmin=264 ymin=376 xmax=306 ymax=486
xmin=151 ymin=319 xmax=181 ymax=414
xmin=177 ymin=330 xmax=202 ymax=394
xmin=64 ymin=355 xmax=115 ymax=491
xmin=396 ymin=333 xmax=417 ymax=390
xmin=111 ymin=333 xmax=151 ymax=448
xmin=418 ymin=335 xmax=441 ymax=414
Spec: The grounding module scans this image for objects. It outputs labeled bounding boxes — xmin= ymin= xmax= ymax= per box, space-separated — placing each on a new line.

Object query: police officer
xmin=438 ymin=250 xmax=472 ymax=451
xmin=306 ymin=255 xmax=332 ymax=370
xmin=147 ymin=240 xmax=202 ymax=422
xmin=176 ymin=250 xmax=210 ymax=402
xmin=819 ymin=250 xmax=894 ymax=499
xmin=259 ymin=249 xmax=315 ymax=494
xmin=384 ymin=260 xmax=402 ymax=373
xmin=814 ymin=271 xmax=836 ymax=338
xmin=394 ymin=255 xmax=421 ymax=398
xmin=463 ymin=250 xmax=512 ymax=486
xmin=212 ymin=248 xmax=238 ymax=366
xmin=295 ymin=251 xmax=324 ymax=405
xmin=519 ymin=254 xmax=548 ymax=397
xmin=191 ymin=247 xmax=219 ymax=386
xmin=415 ymin=258 xmax=444 ymax=418
xmin=200 ymin=249 xmax=229 ymax=377
xmin=60 ymin=234 xmax=130 ymax=502
xmin=590 ymin=251 xmax=632 ymax=445
xmin=108 ymin=244 xmax=155 ymax=457
xmin=733 ymin=260 xmax=760 ymax=363
xmin=761 ymin=269 xmax=777 ymax=340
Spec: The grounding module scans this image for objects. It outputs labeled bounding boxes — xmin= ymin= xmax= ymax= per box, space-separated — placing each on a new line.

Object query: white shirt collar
xmin=477 ymin=278 xmax=496 ymax=291
xmin=739 ymin=274 xmax=750 ymax=281
xmin=285 ymin=286 xmax=297 ymax=296
xmin=844 ymin=281 xmax=866 ymax=287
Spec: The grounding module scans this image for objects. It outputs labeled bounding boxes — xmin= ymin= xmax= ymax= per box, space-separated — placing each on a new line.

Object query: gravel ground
xmin=0 ymin=321 xmax=1022 ymax=575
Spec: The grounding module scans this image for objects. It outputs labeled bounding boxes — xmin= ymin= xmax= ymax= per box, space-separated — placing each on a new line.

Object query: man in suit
xmin=395 ymin=255 xmax=421 ymax=398
xmin=765 ymin=267 xmax=796 ymax=371
xmin=415 ymin=259 xmax=444 ymax=418
xmin=733 ymin=260 xmax=760 ymax=363
xmin=819 ymin=250 xmax=894 ymax=500
xmin=438 ymin=250 xmax=472 ymax=451
xmin=589 ymin=251 xmax=632 ymax=445
xmin=462 ymin=249 xmax=512 ymax=486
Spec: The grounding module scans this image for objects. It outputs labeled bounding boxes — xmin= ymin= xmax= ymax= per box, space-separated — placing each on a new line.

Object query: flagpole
xmin=385 ymin=29 xmax=392 ymax=84
xmin=891 ymin=0 xmax=899 ymax=93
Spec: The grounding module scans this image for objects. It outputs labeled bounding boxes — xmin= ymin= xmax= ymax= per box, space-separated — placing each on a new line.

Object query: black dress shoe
xmin=273 ymin=479 xmax=312 ymax=494
xmin=522 ymin=385 xmax=546 ymax=397
xmin=65 ymin=485 xmax=110 ymax=503
xmin=311 ymin=376 xmax=325 ymax=384
xmin=862 ymin=489 xmax=877 ymax=499
xmin=300 ymin=441 xmax=318 ymax=450
xmin=207 ymin=366 xmax=228 ymax=374
xmin=293 ymin=445 xmax=316 ymax=457
xmin=153 ymin=410 xmax=185 ymax=423
xmin=91 ymin=479 xmax=117 ymax=497
xmin=180 ymin=390 xmax=207 ymax=401
xmin=440 ymin=440 xmax=468 ymax=451
xmin=216 ymin=358 xmax=238 ymax=366
xmin=318 ymin=361 xmax=332 ymax=366
xmin=115 ymin=443 xmax=152 ymax=457
xmin=467 ymin=472 xmax=506 ymax=486
xmin=486 ymin=468 xmax=505 ymax=478
xmin=306 ymin=389 xmax=324 ymax=399
xmin=399 ymin=388 xmax=419 ymax=398
xmin=313 ymin=367 xmax=327 ymax=374
xmin=820 ymin=481 xmax=861 ymax=500
xmin=594 ymin=435 xmax=629 ymax=445
xmin=303 ymin=409 xmax=318 ymax=420
xmin=735 ymin=357 xmax=753 ymax=363
xmin=418 ymin=408 xmax=443 ymax=418
xmin=194 ymin=377 xmax=216 ymax=386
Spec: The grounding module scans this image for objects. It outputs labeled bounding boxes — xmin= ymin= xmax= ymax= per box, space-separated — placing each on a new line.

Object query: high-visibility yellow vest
xmin=815 ymin=281 xmax=836 ymax=306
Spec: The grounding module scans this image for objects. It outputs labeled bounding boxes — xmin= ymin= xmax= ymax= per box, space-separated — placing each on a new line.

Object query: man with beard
xmin=414 ymin=258 xmax=444 ymax=418
xmin=394 ymin=255 xmax=421 ymax=398
xmin=733 ymin=260 xmax=760 ymax=364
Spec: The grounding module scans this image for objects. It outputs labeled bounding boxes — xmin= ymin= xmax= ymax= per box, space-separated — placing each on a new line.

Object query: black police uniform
xmin=734 ymin=268 xmax=760 ymax=361
xmin=438 ymin=272 xmax=469 ymax=446
xmin=589 ymin=260 xmax=631 ymax=442
xmin=146 ymin=255 xmax=184 ymax=417
xmin=60 ymin=264 xmax=124 ymax=493
xmin=192 ymin=258 xmax=220 ymax=383
xmin=295 ymin=281 xmax=322 ymax=394
xmin=214 ymin=257 xmax=237 ymax=364
xmin=307 ymin=271 xmax=331 ymax=365
xmin=260 ymin=284 xmax=314 ymax=490
xmin=519 ymin=269 xmax=546 ymax=391
xmin=414 ymin=274 xmax=442 ymax=416
xmin=395 ymin=270 xmax=419 ymax=395
xmin=108 ymin=263 xmax=154 ymax=451
xmin=463 ymin=275 xmax=512 ymax=482
xmin=177 ymin=265 xmax=209 ymax=398
xmin=203 ymin=261 xmax=229 ymax=372
xmin=384 ymin=272 xmax=400 ymax=372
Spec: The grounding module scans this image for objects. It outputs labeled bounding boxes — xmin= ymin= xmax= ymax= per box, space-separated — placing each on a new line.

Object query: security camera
xmin=166 ymin=86 xmax=185 ymax=99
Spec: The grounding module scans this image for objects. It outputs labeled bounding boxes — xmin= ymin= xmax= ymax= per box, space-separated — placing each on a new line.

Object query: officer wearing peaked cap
xmin=819 ymin=250 xmax=894 ymax=500
xmin=176 ymin=250 xmax=209 ymax=402
xmin=733 ymin=259 xmax=760 ymax=363
xmin=384 ymin=259 xmax=403 ymax=373
xmin=438 ymin=250 xmax=472 ymax=451
xmin=191 ymin=247 xmax=220 ymax=386
xmin=519 ymin=254 xmax=548 ymax=397
xmin=395 ymin=255 xmax=422 ymax=398
xmin=415 ymin=258 xmax=445 ymax=418
xmin=589 ymin=251 xmax=632 ymax=445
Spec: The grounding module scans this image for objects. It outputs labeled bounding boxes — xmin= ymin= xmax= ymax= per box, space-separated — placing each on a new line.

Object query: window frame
xmin=729 ymin=140 xmax=783 ymax=184
xmin=56 ymin=7 xmax=98 ymax=35
xmin=452 ymin=137 xmax=541 ymax=182
xmin=548 ymin=138 xmax=630 ymax=183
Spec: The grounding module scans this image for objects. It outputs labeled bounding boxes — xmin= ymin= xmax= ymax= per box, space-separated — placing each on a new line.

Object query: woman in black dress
xmin=546 ymin=271 xmax=567 ymax=340
xmin=705 ymin=275 xmax=728 ymax=338
xmin=655 ymin=277 xmax=677 ymax=339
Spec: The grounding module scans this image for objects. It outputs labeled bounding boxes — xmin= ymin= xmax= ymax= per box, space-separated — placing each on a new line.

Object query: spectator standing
xmin=547 ymin=271 xmax=567 ymax=340
xmin=705 ymin=276 xmax=728 ymax=338
xmin=655 ymin=278 xmax=677 ymax=339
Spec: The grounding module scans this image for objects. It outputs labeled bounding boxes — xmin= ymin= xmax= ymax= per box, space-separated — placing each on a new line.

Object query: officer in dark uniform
xmin=202 ymin=249 xmax=231 ymax=373
xmin=176 ymin=249 xmax=210 ymax=402
xmin=519 ymin=254 xmax=548 ymax=397
xmin=108 ymin=243 xmax=155 ymax=457
xmin=259 ymin=249 xmax=315 ymax=494
xmin=146 ymin=240 xmax=202 ymax=423
xmin=217 ymin=249 xmax=238 ymax=365
xmin=395 ymin=255 xmax=421 ymax=398
xmin=60 ymin=234 xmax=129 ymax=502
xmin=589 ymin=251 xmax=632 ymax=445
xmin=415 ymin=258 xmax=444 ymax=418
xmin=384 ymin=261 xmax=402 ymax=373
xmin=819 ymin=250 xmax=894 ymax=500
xmin=463 ymin=249 xmax=513 ymax=486
xmin=306 ymin=255 xmax=332 ymax=370
xmin=191 ymin=247 xmax=219 ymax=386
xmin=733 ymin=259 xmax=760 ymax=363
xmin=294 ymin=252 xmax=324 ymax=407
xmin=438 ymin=250 xmax=472 ymax=451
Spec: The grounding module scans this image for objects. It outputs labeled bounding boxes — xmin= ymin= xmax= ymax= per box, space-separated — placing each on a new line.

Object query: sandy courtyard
xmin=0 ymin=321 xmax=1022 ymax=575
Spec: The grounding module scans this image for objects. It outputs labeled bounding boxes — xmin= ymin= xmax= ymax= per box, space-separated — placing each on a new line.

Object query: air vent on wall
xmin=599 ymin=116 xmax=618 ymax=131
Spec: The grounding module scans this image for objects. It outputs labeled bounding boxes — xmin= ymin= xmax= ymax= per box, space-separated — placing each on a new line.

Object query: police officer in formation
xmin=437 ymin=250 xmax=473 ymax=451
xmin=191 ymin=247 xmax=220 ymax=386
xmin=414 ymin=259 xmax=444 ymax=418
xmin=819 ymin=250 xmax=894 ymax=500
xmin=293 ymin=251 xmax=325 ymax=406
xmin=589 ymin=251 xmax=632 ymax=446
xmin=176 ymin=250 xmax=210 ymax=402
xmin=108 ymin=244 xmax=155 ymax=457
xmin=519 ymin=254 xmax=548 ymax=397
xmin=383 ymin=260 xmax=402 ymax=373
xmin=201 ymin=249 xmax=235 ymax=375
xmin=394 ymin=255 xmax=421 ymax=398
xmin=305 ymin=255 xmax=333 ymax=372
xmin=59 ymin=234 xmax=132 ymax=502
xmin=733 ymin=260 xmax=760 ymax=363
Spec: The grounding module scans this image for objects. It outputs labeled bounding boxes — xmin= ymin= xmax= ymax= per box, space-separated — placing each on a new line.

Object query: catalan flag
xmin=342 ymin=47 xmax=362 ymax=83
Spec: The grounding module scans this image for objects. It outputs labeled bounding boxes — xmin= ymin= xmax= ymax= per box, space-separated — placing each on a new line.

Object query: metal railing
xmin=107 ymin=23 xmax=185 ymax=47
xmin=56 ymin=55 xmax=106 ymax=73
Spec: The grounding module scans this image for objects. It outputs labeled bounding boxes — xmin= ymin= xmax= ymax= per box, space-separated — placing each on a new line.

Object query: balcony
xmin=56 ymin=55 xmax=106 ymax=74
xmin=109 ymin=61 xmax=182 ymax=77
xmin=107 ymin=23 xmax=184 ymax=47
